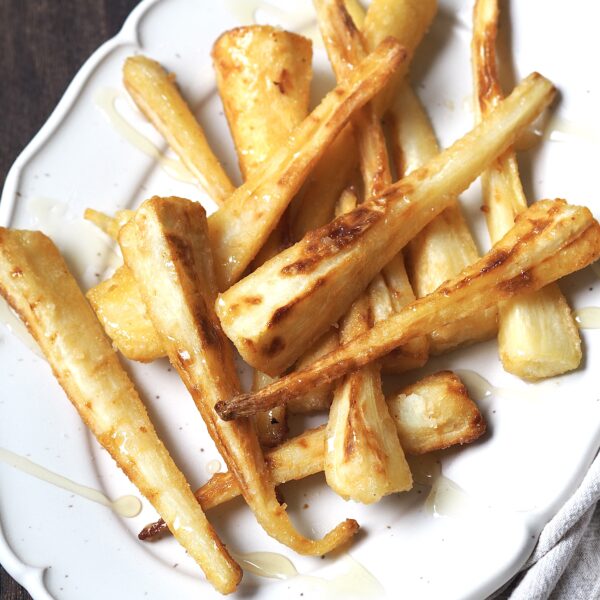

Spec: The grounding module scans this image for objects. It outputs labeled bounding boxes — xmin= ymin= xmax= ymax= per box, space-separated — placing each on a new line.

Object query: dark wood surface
xmin=0 ymin=3 xmax=139 ymax=597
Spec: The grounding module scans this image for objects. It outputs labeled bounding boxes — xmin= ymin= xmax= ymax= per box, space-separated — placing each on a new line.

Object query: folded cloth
xmin=493 ymin=451 xmax=600 ymax=600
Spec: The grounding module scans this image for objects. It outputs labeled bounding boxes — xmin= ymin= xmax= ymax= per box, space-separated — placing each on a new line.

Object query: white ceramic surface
xmin=1 ymin=1 xmax=600 ymax=599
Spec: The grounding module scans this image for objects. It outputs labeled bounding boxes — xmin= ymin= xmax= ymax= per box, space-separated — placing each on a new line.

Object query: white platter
xmin=1 ymin=0 xmax=600 ymax=598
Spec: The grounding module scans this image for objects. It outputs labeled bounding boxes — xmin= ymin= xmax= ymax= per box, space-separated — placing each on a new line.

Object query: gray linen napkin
xmin=494 ymin=451 xmax=600 ymax=599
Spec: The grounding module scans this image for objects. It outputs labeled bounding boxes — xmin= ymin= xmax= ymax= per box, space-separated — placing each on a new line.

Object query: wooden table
xmin=0 ymin=2 xmax=138 ymax=597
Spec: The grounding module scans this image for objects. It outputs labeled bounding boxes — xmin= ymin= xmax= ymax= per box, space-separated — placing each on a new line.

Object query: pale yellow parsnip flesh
xmin=391 ymin=82 xmax=498 ymax=355
xmin=213 ymin=25 xmax=313 ymax=445
xmin=123 ymin=56 xmax=235 ymax=205
xmin=216 ymin=200 xmax=600 ymax=419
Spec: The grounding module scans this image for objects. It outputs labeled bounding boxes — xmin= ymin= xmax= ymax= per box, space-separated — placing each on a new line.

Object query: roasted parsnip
xmin=213 ymin=26 xmax=310 ymax=443
xmin=216 ymin=199 xmax=600 ymax=418
xmin=216 ymin=73 xmax=556 ymax=375
xmin=213 ymin=26 xmax=313 ymax=445
xmin=141 ymin=370 xmax=485 ymax=540
xmin=0 ymin=229 xmax=241 ymax=594
xmin=86 ymin=265 xmax=163 ymax=362
xmin=208 ymin=38 xmax=406 ymax=290
xmin=123 ymin=56 xmax=235 ymax=205
xmin=287 ymin=125 xmax=357 ymax=243
xmin=325 ymin=292 xmax=413 ymax=503
xmin=391 ymin=82 xmax=498 ymax=355
xmin=120 ymin=197 xmax=358 ymax=555
xmin=316 ymin=179 xmax=411 ymax=503
xmin=472 ymin=0 xmax=581 ymax=379
xmin=212 ymin=26 xmax=312 ymax=182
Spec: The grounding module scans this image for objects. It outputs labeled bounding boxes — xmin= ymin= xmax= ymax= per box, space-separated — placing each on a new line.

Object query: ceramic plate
xmin=1 ymin=0 xmax=599 ymax=598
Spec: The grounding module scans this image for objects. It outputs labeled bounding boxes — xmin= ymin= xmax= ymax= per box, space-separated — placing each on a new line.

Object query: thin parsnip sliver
xmin=216 ymin=199 xmax=600 ymax=419
xmin=472 ymin=0 xmax=581 ymax=379
xmin=0 ymin=228 xmax=241 ymax=594
xmin=120 ymin=197 xmax=358 ymax=555
xmin=140 ymin=370 xmax=485 ymax=540
xmin=123 ymin=56 xmax=235 ymax=205
xmin=208 ymin=38 xmax=406 ymax=290
xmin=216 ymin=73 xmax=556 ymax=376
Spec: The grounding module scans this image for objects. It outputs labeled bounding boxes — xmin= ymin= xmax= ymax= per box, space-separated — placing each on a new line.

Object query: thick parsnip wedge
xmin=212 ymin=26 xmax=312 ymax=181
xmin=391 ymin=82 xmax=498 ymax=355
xmin=216 ymin=199 xmax=600 ymax=418
xmin=472 ymin=0 xmax=581 ymax=379
xmin=387 ymin=371 xmax=485 ymax=454
xmin=86 ymin=265 xmax=163 ymax=362
xmin=217 ymin=73 xmax=556 ymax=375
xmin=123 ymin=56 xmax=235 ymax=205
xmin=0 ymin=228 xmax=241 ymax=594
xmin=120 ymin=197 xmax=358 ymax=555
xmin=326 ymin=293 xmax=412 ymax=503
xmin=141 ymin=370 xmax=485 ymax=540
xmin=363 ymin=0 xmax=437 ymax=113
xmin=213 ymin=26 xmax=313 ymax=445
xmin=208 ymin=38 xmax=406 ymax=290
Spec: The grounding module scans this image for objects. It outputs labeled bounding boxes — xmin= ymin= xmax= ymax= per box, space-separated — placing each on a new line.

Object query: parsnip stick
xmin=208 ymin=38 xmax=406 ymax=290
xmin=0 ymin=229 xmax=241 ymax=594
xmin=123 ymin=56 xmax=235 ymax=205
xmin=363 ymin=0 xmax=437 ymax=114
xmin=141 ymin=370 xmax=485 ymax=540
xmin=325 ymin=292 xmax=413 ymax=503
xmin=120 ymin=197 xmax=358 ymax=555
xmin=388 ymin=371 xmax=485 ymax=455
xmin=379 ymin=255 xmax=429 ymax=371
xmin=216 ymin=199 xmax=600 ymax=419
xmin=217 ymin=73 xmax=556 ymax=375
xmin=472 ymin=0 xmax=581 ymax=379
xmin=213 ymin=26 xmax=313 ymax=446
xmin=391 ymin=82 xmax=498 ymax=355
